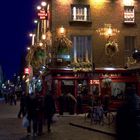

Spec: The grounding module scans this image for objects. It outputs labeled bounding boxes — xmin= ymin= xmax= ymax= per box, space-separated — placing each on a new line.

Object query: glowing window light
xmin=94 ymin=0 xmax=105 ymax=3
xmin=57 ymin=0 xmax=72 ymax=5
xmin=123 ymin=0 xmax=134 ymax=6
xmin=91 ymin=0 xmax=105 ymax=5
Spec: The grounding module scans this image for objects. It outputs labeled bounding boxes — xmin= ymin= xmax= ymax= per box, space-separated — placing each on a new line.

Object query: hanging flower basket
xmin=105 ymin=41 xmax=119 ymax=57
xmin=101 ymin=77 xmax=112 ymax=88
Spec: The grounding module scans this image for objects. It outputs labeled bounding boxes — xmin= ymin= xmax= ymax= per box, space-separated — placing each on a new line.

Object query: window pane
xmin=71 ymin=36 xmax=92 ymax=62
xmin=124 ymin=36 xmax=136 ymax=56
xmin=71 ymin=5 xmax=89 ymax=21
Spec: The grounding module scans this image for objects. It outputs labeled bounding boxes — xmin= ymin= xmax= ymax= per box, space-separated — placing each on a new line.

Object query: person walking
xmin=116 ymin=85 xmax=140 ymax=140
xmin=58 ymin=94 xmax=65 ymax=115
xmin=67 ymin=92 xmax=77 ymax=115
xmin=17 ymin=92 xmax=26 ymax=118
xmin=35 ymin=92 xmax=44 ymax=136
xmin=25 ymin=93 xmax=38 ymax=136
xmin=44 ymin=90 xmax=56 ymax=132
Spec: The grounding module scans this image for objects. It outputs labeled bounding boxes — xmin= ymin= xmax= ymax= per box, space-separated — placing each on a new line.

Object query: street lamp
xmin=39 ymin=42 xmax=43 ymax=47
xmin=59 ymin=26 xmax=65 ymax=35
xmin=41 ymin=1 xmax=47 ymax=7
xmin=27 ymin=47 xmax=30 ymax=51
xmin=42 ymin=34 xmax=46 ymax=40
xmin=29 ymin=33 xmax=36 ymax=45
xmin=34 ymin=20 xmax=40 ymax=42
xmin=37 ymin=6 xmax=41 ymax=10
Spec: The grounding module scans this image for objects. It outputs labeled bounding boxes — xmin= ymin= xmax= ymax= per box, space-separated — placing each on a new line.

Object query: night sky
xmin=0 ymin=1 xmax=35 ymax=80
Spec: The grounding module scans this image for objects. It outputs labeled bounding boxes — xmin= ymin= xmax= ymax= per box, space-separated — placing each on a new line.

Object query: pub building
xmin=26 ymin=0 xmax=140 ymax=113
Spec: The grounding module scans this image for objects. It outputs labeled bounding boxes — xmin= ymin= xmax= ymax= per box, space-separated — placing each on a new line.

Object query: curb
xmin=69 ymin=122 xmax=116 ymax=137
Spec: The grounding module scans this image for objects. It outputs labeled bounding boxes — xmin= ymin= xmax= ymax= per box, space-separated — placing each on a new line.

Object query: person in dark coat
xmin=76 ymin=94 xmax=83 ymax=114
xmin=35 ymin=93 xmax=44 ymax=136
xmin=17 ymin=92 xmax=26 ymax=118
xmin=25 ymin=94 xmax=38 ymax=136
xmin=58 ymin=94 xmax=65 ymax=115
xmin=67 ymin=93 xmax=77 ymax=115
xmin=44 ymin=91 xmax=56 ymax=132
xmin=116 ymin=85 xmax=140 ymax=140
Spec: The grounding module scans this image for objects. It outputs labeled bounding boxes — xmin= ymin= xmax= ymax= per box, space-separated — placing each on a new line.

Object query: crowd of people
xmin=2 ymin=81 xmax=139 ymax=139
xmin=18 ymin=90 xmax=56 ymax=137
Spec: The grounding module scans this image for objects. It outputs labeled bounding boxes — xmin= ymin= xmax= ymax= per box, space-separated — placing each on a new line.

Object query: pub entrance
xmin=53 ymin=79 xmax=76 ymax=114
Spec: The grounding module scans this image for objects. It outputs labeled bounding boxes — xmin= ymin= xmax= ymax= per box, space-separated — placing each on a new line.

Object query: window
xmin=71 ymin=5 xmax=90 ymax=21
xmin=124 ymin=36 xmax=136 ymax=56
xmin=71 ymin=36 xmax=92 ymax=62
xmin=124 ymin=6 xmax=135 ymax=23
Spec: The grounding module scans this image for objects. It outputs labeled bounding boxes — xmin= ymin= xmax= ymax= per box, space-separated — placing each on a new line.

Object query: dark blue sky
xmin=0 ymin=1 xmax=34 ymax=80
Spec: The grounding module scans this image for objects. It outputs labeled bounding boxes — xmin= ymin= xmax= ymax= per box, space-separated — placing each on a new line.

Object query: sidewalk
xmin=68 ymin=114 xmax=116 ymax=137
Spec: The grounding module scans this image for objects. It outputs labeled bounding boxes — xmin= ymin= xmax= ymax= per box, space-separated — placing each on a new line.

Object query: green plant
xmin=105 ymin=41 xmax=119 ymax=57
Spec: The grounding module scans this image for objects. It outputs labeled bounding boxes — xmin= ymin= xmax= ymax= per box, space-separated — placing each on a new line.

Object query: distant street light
xmin=27 ymin=47 xmax=30 ymax=50
xmin=37 ymin=6 xmax=41 ymax=10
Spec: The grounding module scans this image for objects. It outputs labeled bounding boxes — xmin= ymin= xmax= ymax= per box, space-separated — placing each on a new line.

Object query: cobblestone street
xmin=0 ymin=101 xmax=116 ymax=140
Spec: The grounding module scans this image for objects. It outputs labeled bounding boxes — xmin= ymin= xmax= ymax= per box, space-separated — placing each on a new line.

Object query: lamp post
xmin=29 ymin=33 xmax=36 ymax=46
xmin=41 ymin=34 xmax=47 ymax=65
xmin=34 ymin=20 xmax=40 ymax=43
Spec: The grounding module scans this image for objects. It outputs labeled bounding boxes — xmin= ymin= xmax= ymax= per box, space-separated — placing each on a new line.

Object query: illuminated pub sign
xmin=24 ymin=68 xmax=30 ymax=75
xmin=38 ymin=9 xmax=47 ymax=20
xmin=90 ymin=80 xmax=99 ymax=85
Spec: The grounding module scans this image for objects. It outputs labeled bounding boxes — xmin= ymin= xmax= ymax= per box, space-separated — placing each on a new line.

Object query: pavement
xmin=68 ymin=114 xmax=116 ymax=137
xmin=0 ymin=100 xmax=116 ymax=140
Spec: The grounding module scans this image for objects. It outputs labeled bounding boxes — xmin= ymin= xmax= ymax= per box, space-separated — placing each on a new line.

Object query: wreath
xmin=105 ymin=41 xmax=119 ymax=57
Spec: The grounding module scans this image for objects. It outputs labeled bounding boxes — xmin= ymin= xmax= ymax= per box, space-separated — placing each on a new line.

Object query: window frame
xmin=123 ymin=6 xmax=135 ymax=24
xmin=71 ymin=35 xmax=92 ymax=63
xmin=124 ymin=36 xmax=136 ymax=57
xmin=70 ymin=4 xmax=91 ymax=24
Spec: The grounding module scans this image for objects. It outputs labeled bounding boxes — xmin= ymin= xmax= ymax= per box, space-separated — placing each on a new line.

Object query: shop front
xmin=89 ymin=68 xmax=138 ymax=111
xmin=47 ymin=67 xmax=139 ymax=113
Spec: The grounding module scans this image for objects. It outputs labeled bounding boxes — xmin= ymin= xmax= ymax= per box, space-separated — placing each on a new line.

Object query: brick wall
xmin=50 ymin=0 xmax=140 ymax=68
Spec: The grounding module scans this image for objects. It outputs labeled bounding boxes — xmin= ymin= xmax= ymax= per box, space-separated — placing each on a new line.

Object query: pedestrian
xmin=102 ymin=92 xmax=111 ymax=113
xmin=67 ymin=92 xmax=77 ymax=115
xmin=17 ymin=92 xmax=26 ymax=118
xmin=44 ymin=90 xmax=56 ymax=132
xmin=35 ymin=92 xmax=44 ymax=136
xmin=58 ymin=94 xmax=65 ymax=115
xmin=76 ymin=94 xmax=83 ymax=114
xmin=25 ymin=93 xmax=38 ymax=136
xmin=116 ymin=85 xmax=140 ymax=140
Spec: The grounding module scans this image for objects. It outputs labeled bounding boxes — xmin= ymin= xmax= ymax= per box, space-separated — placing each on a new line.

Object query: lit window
xmin=71 ymin=36 xmax=92 ymax=62
xmin=71 ymin=5 xmax=90 ymax=21
xmin=124 ymin=6 xmax=135 ymax=23
xmin=123 ymin=0 xmax=134 ymax=6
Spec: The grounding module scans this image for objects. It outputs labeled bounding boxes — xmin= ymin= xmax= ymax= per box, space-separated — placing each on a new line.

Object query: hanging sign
xmin=38 ymin=9 xmax=47 ymax=20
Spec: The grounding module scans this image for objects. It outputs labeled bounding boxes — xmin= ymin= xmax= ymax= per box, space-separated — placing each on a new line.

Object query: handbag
xmin=52 ymin=114 xmax=58 ymax=123
xmin=22 ymin=115 xmax=29 ymax=128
